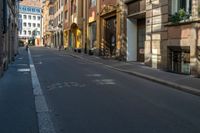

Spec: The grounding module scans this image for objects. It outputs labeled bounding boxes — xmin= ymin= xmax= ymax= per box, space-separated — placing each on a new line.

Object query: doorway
xmin=104 ymin=17 xmax=116 ymax=57
xmin=137 ymin=19 xmax=145 ymax=62
xmin=126 ymin=18 xmax=145 ymax=62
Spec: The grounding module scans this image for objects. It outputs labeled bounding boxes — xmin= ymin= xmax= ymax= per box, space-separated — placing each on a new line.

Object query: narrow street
xmin=1 ymin=0 xmax=200 ymax=133
xmin=28 ymin=47 xmax=200 ymax=133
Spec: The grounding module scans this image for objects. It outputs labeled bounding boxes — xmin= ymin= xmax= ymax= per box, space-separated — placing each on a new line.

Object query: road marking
xmin=28 ymin=49 xmax=56 ymax=133
xmin=86 ymin=74 xmax=102 ymax=77
xmin=17 ymin=68 xmax=30 ymax=72
xmin=46 ymin=81 xmax=86 ymax=91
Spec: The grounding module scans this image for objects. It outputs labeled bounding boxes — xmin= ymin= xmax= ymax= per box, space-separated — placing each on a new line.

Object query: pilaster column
xmin=96 ymin=0 xmax=101 ymax=55
xmin=192 ymin=0 xmax=199 ymax=19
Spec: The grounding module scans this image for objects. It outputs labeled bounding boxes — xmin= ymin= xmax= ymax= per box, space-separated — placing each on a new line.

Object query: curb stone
xmin=68 ymin=53 xmax=200 ymax=97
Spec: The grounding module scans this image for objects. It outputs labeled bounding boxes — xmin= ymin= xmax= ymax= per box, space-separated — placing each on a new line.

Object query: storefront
xmin=168 ymin=46 xmax=190 ymax=74
xmin=88 ymin=22 xmax=97 ymax=50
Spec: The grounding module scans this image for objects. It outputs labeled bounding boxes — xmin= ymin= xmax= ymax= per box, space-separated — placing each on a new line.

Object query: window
xmin=33 ymin=23 xmax=36 ymax=27
xmin=28 ymin=23 xmax=31 ymax=27
xmin=19 ymin=14 xmax=22 ymax=19
xmin=28 ymin=15 xmax=31 ymax=20
xmin=32 ymin=8 xmax=35 ymax=12
xmin=58 ymin=0 xmax=60 ymax=9
xmin=33 ymin=16 xmax=36 ymax=20
xmin=49 ymin=7 xmax=54 ymax=15
xmin=37 ymin=23 xmax=40 ymax=27
xmin=89 ymin=0 xmax=96 ymax=7
xmin=19 ymin=30 xmax=22 ymax=35
xmin=37 ymin=31 xmax=40 ymax=35
xmin=27 ymin=7 xmax=31 ymax=12
xmin=171 ymin=0 xmax=192 ymax=14
xmin=23 ymin=30 xmax=26 ymax=35
xmin=23 ymin=22 xmax=27 ymax=27
xmin=61 ymin=0 xmax=63 ymax=6
xmin=71 ymin=0 xmax=76 ymax=14
xmin=37 ymin=16 xmax=41 ymax=20
xmin=61 ymin=11 xmax=63 ymax=21
xmin=28 ymin=31 xmax=31 ymax=35
xmin=23 ymin=15 xmax=27 ymax=19
xmin=65 ymin=11 xmax=68 ymax=19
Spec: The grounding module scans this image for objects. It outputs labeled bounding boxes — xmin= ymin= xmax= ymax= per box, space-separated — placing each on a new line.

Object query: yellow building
xmin=63 ymin=0 xmax=83 ymax=52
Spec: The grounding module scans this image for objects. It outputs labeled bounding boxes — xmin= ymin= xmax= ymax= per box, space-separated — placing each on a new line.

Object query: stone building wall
xmin=145 ymin=0 xmax=200 ymax=76
xmin=0 ymin=0 xmax=19 ymax=77
xmin=145 ymin=0 xmax=169 ymax=69
xmin=0 ymin=0 xmax=3 ymax=75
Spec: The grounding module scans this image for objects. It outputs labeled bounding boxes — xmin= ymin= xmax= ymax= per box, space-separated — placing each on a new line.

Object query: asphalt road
xmin=30 ymin=47 xmax=200 ymax=133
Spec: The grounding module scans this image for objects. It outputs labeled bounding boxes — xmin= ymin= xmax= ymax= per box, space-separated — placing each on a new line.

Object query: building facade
xmin=145 ymin=0 xmax=200 ymax=76
xmin=125 ymin=0 xmax=146 ymax=62
xmin=63 ymin=0 xmax=70 ymax=49
xmin=83 ymin=0 xmax=97 ymax=54
xmin=52 ymin=0 xmax=64 ymax=48
xmin=53 ymin=0 xmax=200 ymax=76
xmin=43 ymin=0 xmax=54 ymax=47
xmin=19 ymin=0 xmax=42 ymax=46
xmin=0 ymin=0 xmax=19 ymax=76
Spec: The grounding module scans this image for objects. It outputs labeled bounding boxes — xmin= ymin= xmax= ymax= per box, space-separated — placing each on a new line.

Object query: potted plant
xmin=171 ymin=9 xmax=190 ymax=23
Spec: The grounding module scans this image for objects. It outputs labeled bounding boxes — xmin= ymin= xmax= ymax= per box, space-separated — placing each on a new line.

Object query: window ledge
xmin=165 ymin=18 xmax=200 ymax=27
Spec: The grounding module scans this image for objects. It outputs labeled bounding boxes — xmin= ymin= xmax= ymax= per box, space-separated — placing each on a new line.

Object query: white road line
xmin=28 ymin=49 xmax=56 ymax=133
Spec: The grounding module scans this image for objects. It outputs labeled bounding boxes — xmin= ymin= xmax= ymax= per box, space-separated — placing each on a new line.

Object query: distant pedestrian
xmin=58 ymin=45 xmax=61 ymax=51
xmin=25 ymin=43 xmax=29 ymax=51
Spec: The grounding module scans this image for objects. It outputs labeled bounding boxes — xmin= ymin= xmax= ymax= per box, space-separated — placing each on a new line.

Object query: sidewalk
xmin=66 ymin=51 xmax=200 ymax=96
xmin=0 ymin=47 xmax=38 ymax=133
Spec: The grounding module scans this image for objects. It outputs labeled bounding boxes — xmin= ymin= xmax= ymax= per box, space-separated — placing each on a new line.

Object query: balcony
xmin=126 ymin=0 xmax=145 ymax=15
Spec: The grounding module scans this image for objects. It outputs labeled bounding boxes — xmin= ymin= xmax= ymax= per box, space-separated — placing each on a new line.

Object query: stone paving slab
xmin=0 ymin=47 xmax=39 ymax=133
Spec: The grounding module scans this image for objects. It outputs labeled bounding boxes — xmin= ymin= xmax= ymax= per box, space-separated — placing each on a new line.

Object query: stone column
xmin=82 ymin=0 xmax=87 ymax=53
xmin=117 ymin=0 xmax=127 ymax=60
xmin=145 ymin=0 xmax=169 ymax=69
xmin=145 ymin=1 xmax=153 ymax=66
xmin=96 ymin=0 xmax=101 ymax=55
xmin=191 ymin=23 xmax=200 ymax=77
xmin=116 ymin=5 xmax=121 ymax=58
xmin=192 ymin=0 xmax=199 ymax=19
